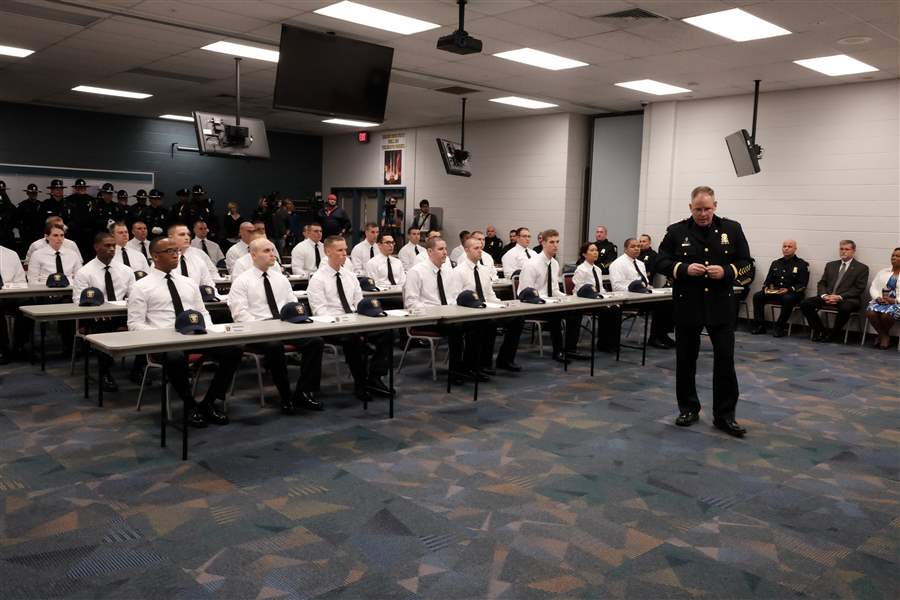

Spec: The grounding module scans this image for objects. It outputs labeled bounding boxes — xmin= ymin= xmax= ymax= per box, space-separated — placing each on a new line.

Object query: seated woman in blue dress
xmin=866 ymin=247 xmax=900 ymax=349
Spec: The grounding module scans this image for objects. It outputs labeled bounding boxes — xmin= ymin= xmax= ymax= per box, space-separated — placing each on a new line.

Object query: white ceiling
xmin=0 ymin=0 xmax=896 ymax=135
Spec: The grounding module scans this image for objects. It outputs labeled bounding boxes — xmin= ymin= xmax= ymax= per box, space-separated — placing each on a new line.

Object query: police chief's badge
xmin=189 ymin=313 xmax=199 ymax=324
xmin=792 ymin=266 xmax=798 ymax=273
xmin=720 ymin=233 xmax=730 ymax=245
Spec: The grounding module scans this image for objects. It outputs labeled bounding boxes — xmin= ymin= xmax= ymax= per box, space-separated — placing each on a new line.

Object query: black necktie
xmin=386 ymin=257 xmax=396 ymax=285
xmin=139 ymin=241 xmax=149 ymax=260
xmin=104 ymin=265 xmax=116 ymax=301
xmin=592 ymin=266 xmax=601 ymax=291
xmin=180 ymin=255 xmax=188 ymax=277
xmin=525 ymin=248 xmax=531 ymax=259
xmin=55 ymin=251 xmax=63 ymax=274
xmin=263 ymin=272 xmax=279 ymax=319
xmin=634 ymin=259 xmax=648 ymax=284
xmin=314 ymin=244 xmax=321 ymax=267
xmin=201 ymin=239 xmax=209 ymax=256
xmin=165 ymin=273 xmax=184 ymax=316
xmin=546 ymin=263 xmax=553 ymax=297
xmin=369 ymin=245 xmax=374 ymax=259
xmin=335 ymin=272 xmax=352 ymax=313
xmin=473 ymin=264 xmax=485 ymax=300
xmin=414 ymin=246 xmax=419 ymax=255
xmin=121 ymin=247 xmax=130 ymax=267
xmin=437 ymin=269 xmax=447 ymax=305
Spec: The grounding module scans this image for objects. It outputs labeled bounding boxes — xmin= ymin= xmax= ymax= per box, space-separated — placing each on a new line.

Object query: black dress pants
xmin=247 ymin=338 xmax=324 ymax=402
xmin=675 ymin=321 xmax=739 ymax=421
xmin=0 ymin=299 xmax=27 ymax=352
xmin=328 ymin=331 xmax=392 ymax=388
xmin=800 ymin=296 xmax=860 ymax=336
xmin=752 ymin=291 xmax=803 ymax=327
xmin=164 ymin=346 xmax=242 ymax=406
xmin=480 ymin=317 xmax=524 ymax=367
xmin=543 ymin=311 xmax=582 ymax=354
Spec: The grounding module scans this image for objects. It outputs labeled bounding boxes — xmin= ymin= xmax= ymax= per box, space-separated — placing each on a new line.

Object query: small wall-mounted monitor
xmin=436 ymin=138 xmax=471 ymax=177
xmin=193 ymin=111 xmax=270 ymax=159
xmin=725 ymin=129 xmax=760 ymax=177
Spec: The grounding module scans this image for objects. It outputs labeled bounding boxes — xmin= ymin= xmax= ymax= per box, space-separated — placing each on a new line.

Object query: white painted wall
xmin=322 ymin=112 xmax=587 ymax=263
xmin=638 ymin=79 xmax=900 ymax=313
xmin=588 ymin=114 xmax=644 ymax=247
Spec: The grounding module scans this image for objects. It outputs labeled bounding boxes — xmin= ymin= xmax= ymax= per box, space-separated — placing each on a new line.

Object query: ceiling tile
xmin=495 ymin=4 xmax=617 ymax=38
xmin=464 ymin=15 xmax=565 ymax=47
xmin=130 ymin=0 xmax=271 ymax=33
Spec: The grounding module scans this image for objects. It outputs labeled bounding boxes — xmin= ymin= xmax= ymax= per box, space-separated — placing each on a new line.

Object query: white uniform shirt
xmin=0 ymin=245 xmax=26 ymax=285
xmin=72 ymin=258 xmax=135 ymax=302
xmin=112 ymin=245 xmax=151 ymax=273
xmin=307 ymin=261 xmax=363 ymax=316
xmin=127 ymin=268 xmax=212 ymax=331
xmin=453 ymin=256 xmax=499 ymax=303
xmin=27 ymin=245 xmax=82 ymax=283
xmin=350 ymin=239 xmax=378 ymax=275
xmin=291 ymin=238 xmax=325 ymax=275
xmin=518 ymin=252 xmax=563 ymax=299
xmin=126 ymin=238 xmax=152 ymax=264
xmin=225 ymin=241 xmax=250 ymax=273
xmin=501 ymin=244 xmax=534 ymax=277
xmin=25 ymin=237 xmax=82 ymax=266
xmin=609 ymin=254 xmax=649 ymax=292
xmin=404 ymin=259 xmax=458 ymax=309
xmin=449 ymin=244 xmax=466 ymax=265
xmin=177 ymin=246 xmax=216 ymax=287
xmin=191 ymin=236 xmax=225 ymax=266
xmin=227 ymin=265 xmax=294 ymax=322
xmin=366 ymin=252 xmax=406 ymax=288
xmin=572 ymin=261 xmax=605 ymax=293
xmin=398 ymin=242 xmax=422 ymax=271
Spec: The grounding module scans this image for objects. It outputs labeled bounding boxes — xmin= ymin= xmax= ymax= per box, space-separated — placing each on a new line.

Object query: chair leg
xmin=536 ymin=323 xmax=544 ymax=356
xmin=429 ymin=340 xmax=437 ymax=381
xmin=397 ymin=337 xmax=413 ymax=372
xmin=136 ymin=363 xmax=151 ymax=411
xmin=252 ymin=354 xmax=265 ymax=407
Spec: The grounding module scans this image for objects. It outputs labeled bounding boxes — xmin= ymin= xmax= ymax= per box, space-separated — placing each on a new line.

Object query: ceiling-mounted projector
xmin=437 ymin=0 xmax=482 ymax=55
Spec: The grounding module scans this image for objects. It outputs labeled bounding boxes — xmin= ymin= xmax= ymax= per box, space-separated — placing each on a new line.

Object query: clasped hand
xmin=688 ymin=263 xmax=725 ymax=279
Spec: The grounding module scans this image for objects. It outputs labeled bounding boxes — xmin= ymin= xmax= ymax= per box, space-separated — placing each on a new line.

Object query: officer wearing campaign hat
xmin=185 ymin=184 xmax=217 ymax=236
xmin=128 ymin=189 xmax=152 ymax=229
xmin=93 ymin=183 xmax=120 ymax=235
xmin=41 ymin=179 xmax=69 ymax=222
xmin=170 ymin=187 xmax=191 ymax=223
xmin=15 ymin=183 xmax=44 ymax=253
xmin=145 ymin=189 xmax=168 ymax=238
xmin=65 ymin=178 xmax=96 ymax=259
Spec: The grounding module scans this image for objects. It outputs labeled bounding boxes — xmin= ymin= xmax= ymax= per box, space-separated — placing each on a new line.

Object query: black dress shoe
xmin=366 ymin=377 xmax=394 ymax=397
xmin=675 ymin=411 xmax=700 ymax=427
xmin=566 ymin=351 xmax=589 ymax=361
xmin=772 ymin=327 xmax=787 ymax=338
xmin=188 ymin=408 xmax=208 ymax=428
xmin=294 ymin=390 xmax=324 ymax=411
xmin=281 ymin=399 xmax=296 ymax=415
xmin=552 ymin=352 xmax=568 ymax=363
xmin=810 ymin=330 xmax=827 ymax=342
xmin=355 ymin=387 xmax=372 ymax=403
xmin=713 ymin=419 xmax=746 ymax=437
xmin=648 ymin=337 xmax=673 ymax=350
xmin=481 ymin=367 xmax=497 ymax=376
xmin=200 ymin=402 xmax=230 ymax=425
xmin=496 ymin=361 xmax=522 ymax=372
xmin=750 ymin=324 xmax=767 ymax=335
xmin=101 ymin=374 xmax=118 ymax=393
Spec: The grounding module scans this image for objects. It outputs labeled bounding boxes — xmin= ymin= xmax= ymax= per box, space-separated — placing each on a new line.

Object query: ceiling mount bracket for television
xmin=724 ymin=80 xmax=764 ymax=177
xmin=749 ymin=79 xmax=762 ymax=159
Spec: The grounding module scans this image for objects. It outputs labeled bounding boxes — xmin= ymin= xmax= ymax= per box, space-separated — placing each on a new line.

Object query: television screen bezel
xmin=436 ymin=138 xmax=471 ymax=177
xmin=725 ymin=129 xmax=760 ymax=177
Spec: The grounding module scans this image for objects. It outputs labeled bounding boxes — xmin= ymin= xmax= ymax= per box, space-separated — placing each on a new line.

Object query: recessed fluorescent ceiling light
xmin=159 ymin=114 xmax=194 ymax=122
xmin=202 ymin=41 xmax=279 ymax=62
xmin=314 ymin=1 xmax=439 ymax=35
xmin=615 ymin=79 xmax=691 ymax=95
xmin=72 ymin=85 xmax=152 ymax=99
xmin=493 ymin=48 xmax=588 ymax=71
xmin=793 ymin=54 xmax=878 ymax=76
xmin=323 ymin=118 xmax=380 ymax=127
xmin=490 ymin=96 xmax=558 ymax=109
xmin=0 ymin=44 xmax=34 ymax=58
xmin=683 ymin=8 xmax=791 ymax=42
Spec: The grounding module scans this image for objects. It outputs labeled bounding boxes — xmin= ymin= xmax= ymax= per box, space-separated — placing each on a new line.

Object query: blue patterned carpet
xmin=0 ymin=326 xmax=897 ymax=599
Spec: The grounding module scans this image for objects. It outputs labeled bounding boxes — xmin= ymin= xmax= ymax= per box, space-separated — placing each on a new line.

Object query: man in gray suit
xmin=800 ymin=240 xmax=869 ymax=342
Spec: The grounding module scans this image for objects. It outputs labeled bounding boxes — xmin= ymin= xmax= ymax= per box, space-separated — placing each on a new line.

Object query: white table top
xmin=0 ymin=283 xmax=72 ymax=299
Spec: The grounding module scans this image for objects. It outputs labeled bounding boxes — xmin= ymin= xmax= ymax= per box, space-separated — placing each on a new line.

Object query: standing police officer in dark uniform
xmin=41 ymin=179 xmax=69 ymax=222
xmin=750 ymin=240 xmax=808 ymax=337
xmin=115 ymin=189 xmax=131 ymax=223
xmin=656 ymin=185 xmax=754 ymax=437
xmin=638 ymin=234 xmax=658 ymax=279
xmin=65 ymin=178 xmax=96 ymax=260
xmin=185 ymin=185 xmax=217 ymax=237
xmin=170 ymin=187 xmax=191 ymax=224
xmin=15 ymin=183 xmax=44 ymax=257
xmin=128 ymin=189 xmax=152 ymax=229
xmin=145 ymin=189 xmax=168 ymax=238
xmin=93 ymin=183 xmax=120 ymax=235
xmin=590 ymin=225 xmax=618 ymax=275
xmin=0 ymin=181 xmax=16 ymax=250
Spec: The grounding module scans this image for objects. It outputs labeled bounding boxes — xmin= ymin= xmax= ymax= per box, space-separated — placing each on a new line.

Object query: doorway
xmin=331 ymin=187 xmax=407 ymax=248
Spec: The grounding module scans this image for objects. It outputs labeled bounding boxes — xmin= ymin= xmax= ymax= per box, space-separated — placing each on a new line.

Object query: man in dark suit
xmin=751 ymin=239 xmax=809 ymax=337
xmin=656 ymin=185 xmax=754 ymax=437
xmin=800 ymin=240 xmax=869 ymax=342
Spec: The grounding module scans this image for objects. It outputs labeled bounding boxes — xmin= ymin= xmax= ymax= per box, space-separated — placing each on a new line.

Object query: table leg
xmin=40 ymin=322 xmax=46 ymax=371
xmin=182 ymin=374 xmax=188 ymax=461
xmin=590 ymin=312 xmax=596 ymax=377
xmin=641 ymin=309 xmax=649 ymax=367
xmin=388 ymin=329 xmax=395 ymax=419
xmin=615 ymin=308 xmax=623 ymax=362
xmin=160 ymin=355 xmax=167 ymax=448
xmin=83 ymin=346 xmax=90 ymax=399
xmin=473 ymin=325 xmax=481 ymax=402
xmin=97 ymin=353 xmax=105 ymax=408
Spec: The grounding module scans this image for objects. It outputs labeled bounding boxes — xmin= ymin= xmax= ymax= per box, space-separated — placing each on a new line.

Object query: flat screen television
xmin=725 ymin=129 xmax=760 ymax=177
xmin=193 ymin=111 xmax=270 ymax=159
xmin=273 ymin=25 xmax=394 ymax=123
xmin=436 ymin=138 xmax=471 ymax=177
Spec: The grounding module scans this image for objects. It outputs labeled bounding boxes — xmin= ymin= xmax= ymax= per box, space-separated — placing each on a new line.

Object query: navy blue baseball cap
xmin=577 ymin=284 xmax=602 ymax=299
xmin=79 ymin=287 xmax=104 ymax=306
xmin=357 ymin=297 xmax=386 ymax=317
xmin=457 ymin=289 xmax=485 ymax=308
xmin=175 ymin=309 xmax=207 ymax=334
xmin=357 ymin=276 xmax=379 ymax=292
xmin=46 ymin=272 xmax=69 ymax=288
xmin=517 ymin=287 xmax=545 ymax=304
xmin=628 ymin=280 xmax=651 ymax=293
xmin=280 ymin=301 xmax=311 ymax=323
xmin=199 ymin=285 xmax=219 ymax=302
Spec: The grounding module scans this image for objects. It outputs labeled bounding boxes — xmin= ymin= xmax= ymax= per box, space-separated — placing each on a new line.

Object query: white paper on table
xmin=106 ymin=300 xmax=127 ymax=306
xmin=310 ymin=316 xmax=336 ymax=324
xmin=206 ymin=323 xmax=227 ymax=333
xmin=484 ymin=302 xmax=505 ymax=309
xmin=649 ymin=288 xmax=670 ymax=294
xmin=544 ymin=297 xmax=563 ymax=304
xmin=3 ymin=282 xmax=28 ymax=289
xmin=384 ymin=309 xmax=409 ymax=317
xmin=294 ymin=290 xmax=308 ymax=297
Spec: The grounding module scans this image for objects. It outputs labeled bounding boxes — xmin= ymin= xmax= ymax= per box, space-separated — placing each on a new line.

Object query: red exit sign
xmin=357 ymin=131 xmax=369 ymax=143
